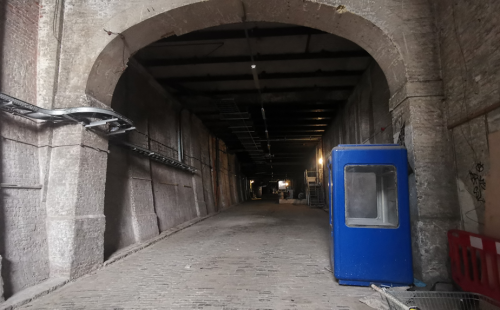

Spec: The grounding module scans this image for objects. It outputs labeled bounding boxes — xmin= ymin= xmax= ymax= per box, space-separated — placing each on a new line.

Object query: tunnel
xmin=2 ymin=0 xmax=499 ymax=308
xmin=101 ymin=21 xmax=393 ymax=262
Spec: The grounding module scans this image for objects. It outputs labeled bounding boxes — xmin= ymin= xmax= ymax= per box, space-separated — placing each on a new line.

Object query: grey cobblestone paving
xmin=20 ymin=201 xmax=372 ymax=309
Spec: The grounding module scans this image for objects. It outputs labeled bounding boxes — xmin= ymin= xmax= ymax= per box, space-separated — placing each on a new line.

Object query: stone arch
xmin=81 ymin=0 xmax=408 ymax=107
xmin=40 ymin=0 xmax=455 ymax=285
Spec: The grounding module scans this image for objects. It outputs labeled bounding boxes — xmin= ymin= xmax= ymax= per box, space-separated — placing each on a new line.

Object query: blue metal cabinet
xmin=329 ymin=144 xmax=413 ymax=287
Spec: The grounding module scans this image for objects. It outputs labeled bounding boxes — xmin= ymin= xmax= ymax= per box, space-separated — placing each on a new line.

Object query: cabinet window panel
xmin=344 ymin=165 xmax=398 ymax=228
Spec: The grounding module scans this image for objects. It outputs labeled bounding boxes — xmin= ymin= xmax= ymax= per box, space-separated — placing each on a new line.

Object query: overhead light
xmin=251 ymin=64 xmax=257 ymax=69
xmin=250 ymin=180 xmax=254 ymax=183
xmin=319 ymin=157 xmax=323 ymax=165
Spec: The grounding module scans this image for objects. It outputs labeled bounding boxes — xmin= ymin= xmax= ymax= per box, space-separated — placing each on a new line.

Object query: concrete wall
xmin=433 ymin=0 xmax=500 ymax=236
xmin=103 ymin=65 xmax=243 ymax=258
xmin=0 ymin=0 xmax=50 ymax=299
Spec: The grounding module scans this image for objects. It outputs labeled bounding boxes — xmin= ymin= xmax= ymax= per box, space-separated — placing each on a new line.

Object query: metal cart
xmin=372 ymin=285 xmax=500 ymax=310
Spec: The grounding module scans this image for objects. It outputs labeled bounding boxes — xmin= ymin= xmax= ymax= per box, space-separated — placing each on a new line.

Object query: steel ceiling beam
xmin=254 ymin=116 xmax=331 ymax=120
xmin=141 ymin=50 xmax=370 ymax=67
xmin=182 ymin=99 xmax=346 ymax=107
xmin=262 ymin=129 xmax=326 ymax=133
xmin=175 ymin=91 xmax=351 ymax=103
xmin=158 ymin=70 xmax=363 ymax=83
xmin=199 ymin=109 xmax=335 ymax=117
xmin=153 ymin=26 xmax=326 ymax=44
xmin=267 ymin=134 xmax=322 ymax=138
xmin=173 ymin=86 xmax=353 ymax=96
xmin=253 ymin=123 xmax=329 ymax=127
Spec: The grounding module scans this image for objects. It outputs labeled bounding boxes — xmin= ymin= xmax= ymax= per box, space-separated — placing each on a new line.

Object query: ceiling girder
xmin=153 ymin=26 xmax=326 ymax=43
xmin=158 ymin=70 xmax=363 ymax=83
xmin=142 ymin=50 xmax=370 ymax=67
xmin=173 ymin=86 xmax=353 ymax=96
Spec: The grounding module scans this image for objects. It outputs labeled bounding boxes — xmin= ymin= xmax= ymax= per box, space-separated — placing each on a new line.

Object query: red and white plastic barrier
xmin=448 ymin=229 xmax=500 ymax=301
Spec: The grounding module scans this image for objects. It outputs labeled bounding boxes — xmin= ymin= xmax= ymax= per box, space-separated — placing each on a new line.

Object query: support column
xmin=45 ymin=125 xmax=108 ymax=279
xmin=391 ymin=85 xmax=460 ymax=283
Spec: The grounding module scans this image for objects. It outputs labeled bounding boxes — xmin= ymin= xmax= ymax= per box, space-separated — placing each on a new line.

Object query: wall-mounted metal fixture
xmin=0 ymin=93 xmax=135 ymax=135
xmin=114 ymin=141 xmax=197 ymax=173
xmin=0 ymin=183 xmax=43 ymax=189
xmin=1 ymin=93 xmax=197 ymax=173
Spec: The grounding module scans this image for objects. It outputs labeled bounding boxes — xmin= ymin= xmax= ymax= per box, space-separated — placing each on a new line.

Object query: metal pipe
xmin=243 ymin=23 xmax=271 ymax=156
xmin=370 ymin=285 xmax=410 ymax=310
xmin=251 ymin=65 xmax=261 ymax=90
xmin=178 ymin=109 xmax=183 ymax=162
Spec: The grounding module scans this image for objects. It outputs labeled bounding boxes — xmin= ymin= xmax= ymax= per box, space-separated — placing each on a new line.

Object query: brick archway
xmin=82 ymin=0 xmax=408 ymax=108
xmin=41 ymin=0 xmax=457 ymax=285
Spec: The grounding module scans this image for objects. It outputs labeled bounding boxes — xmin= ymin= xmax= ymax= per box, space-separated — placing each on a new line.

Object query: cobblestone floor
xmin=20 ymin=200 xmax=372 ymax=309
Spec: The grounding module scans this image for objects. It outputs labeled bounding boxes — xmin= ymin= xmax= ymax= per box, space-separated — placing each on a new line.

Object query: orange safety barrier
xmin=448 ymin=229 xmax=500 ymax=301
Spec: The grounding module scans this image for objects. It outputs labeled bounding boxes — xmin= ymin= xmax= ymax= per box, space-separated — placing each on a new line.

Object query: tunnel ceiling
xmin=135 ymin=22 xmax=373 ymax=179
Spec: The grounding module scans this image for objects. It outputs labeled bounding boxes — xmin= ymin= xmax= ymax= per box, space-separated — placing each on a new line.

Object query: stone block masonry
xmin=0 ymin=0 xmax=49 ymax=299
xmin=432 ymin=0 xmax=500 ymax=237
xmin=0 ymin=0 xmax=39 ymax=104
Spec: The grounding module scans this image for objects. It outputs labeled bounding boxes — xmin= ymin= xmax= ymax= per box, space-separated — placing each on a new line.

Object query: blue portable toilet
xmin=329 ymin=144 xmax=413 ymax=287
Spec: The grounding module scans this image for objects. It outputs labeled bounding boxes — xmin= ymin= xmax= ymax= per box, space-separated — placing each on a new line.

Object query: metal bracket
xmin=0 ymin=93 xmax=135 ymax=135
xmin=115 ymin=141 xmax=197 ymax=174
xmin=0 ymin=93 xmax=196 ymax=173
xmin=85 ymin=118 xmax=119 ymax=128
xmin=0 ymin=183 xmax=43 ymax=189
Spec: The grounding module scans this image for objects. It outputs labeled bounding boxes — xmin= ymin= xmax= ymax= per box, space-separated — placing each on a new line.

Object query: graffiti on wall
xmin=469 ymin=163 xmax=486 ymax=202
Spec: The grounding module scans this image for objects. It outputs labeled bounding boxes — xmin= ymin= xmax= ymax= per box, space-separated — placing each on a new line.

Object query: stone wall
xmin=0 ymin=0 xmax=38 ymax=103
xmin=42 ymin=0 xmax=455 ymax=285
xmin=103 ymin=65 xmax=244 ymax=258
xmin=322 ymin=61 xmax=393 ymax=154
xmin=0 ymin=0 xmax=49 ymax=299
xmin=0 ymin=0 xmax=471 ymax=298
xmin=433 ymin=0 xmax=500 ymax=236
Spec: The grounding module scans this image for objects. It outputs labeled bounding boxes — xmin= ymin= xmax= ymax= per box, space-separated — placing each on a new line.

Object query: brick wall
xmin=433 ymin=0 xmax=500 ymax=235
xmin=0 ymin=0 xmax=39 ymax=103
xmin=0 ymin=0 xmax=50 ymax=299
xmin=322 ymin=62 xmax=393 ymax=154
